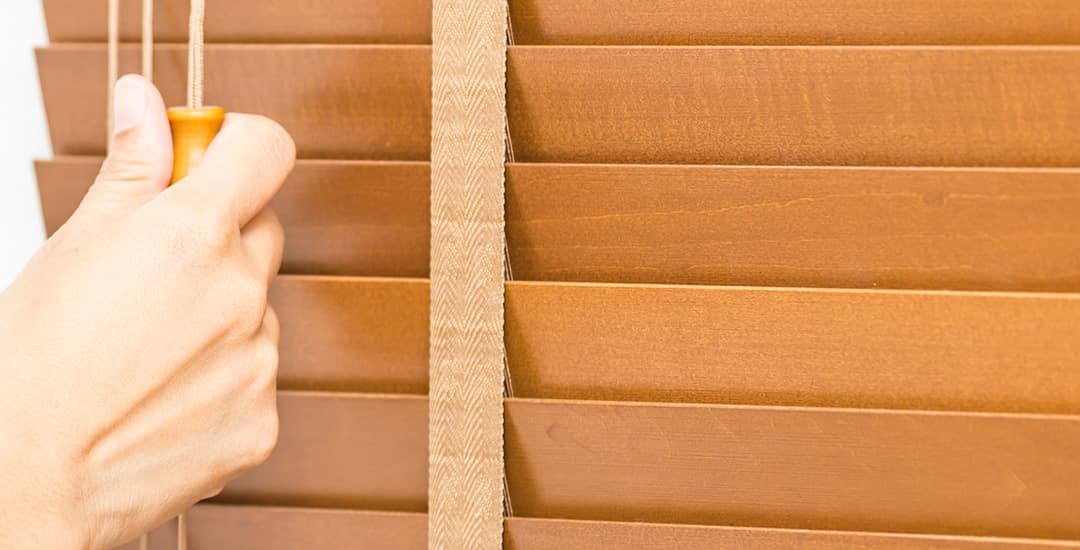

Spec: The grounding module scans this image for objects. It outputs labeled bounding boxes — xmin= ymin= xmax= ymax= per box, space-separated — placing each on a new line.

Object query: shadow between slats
xmin=505 ymin=399 xmax=1080 ymax=540
xmin=44 ymin=0 xmax=432 ymax=44
xmin=508 ymin=0 xmax=1080 ymax=46
xmin=37 ymin=44 xmax=431 ymax=160
xmin=507 ymin=46 xmax=1080 ymax=166
xmin=35 ymin=157 xmax=431 ymax=279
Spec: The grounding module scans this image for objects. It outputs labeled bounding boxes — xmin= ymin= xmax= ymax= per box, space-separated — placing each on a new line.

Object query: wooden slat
xmin=219 ymin=391 xmax=427 ymax=511
xmin=37 ymin=44 xmax=430 ymax=160
xmin=509 ymin=1 xmax=1080 ymax=46
xmin=115 ymin=507 xmax=427 ymax=550
xmin=506 ymin=518 xmax=1080 ymax=550
xmin=507 ymin=164 xmax=1080 ymax=291
xmin=505 ymin=282 xmax=1080 ymax=413
xmin=115 ymin=512 xmax=1080 ymax=549
xmin=271 ymin=276 xmax=428 ymax=393
xmin=508 ymin=47 xmax=1080 ymax=166
xmin=505 ymin=399 xmax=1080 ymax=539
xmin=44 ymin=0 xmax=431 ymax=44
xmin=35 ymin=157 xmax=430 ymax=278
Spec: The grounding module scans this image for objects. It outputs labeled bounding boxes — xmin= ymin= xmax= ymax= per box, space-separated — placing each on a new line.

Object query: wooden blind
xmin=36 ymin=0 xmax=1080 ymax=548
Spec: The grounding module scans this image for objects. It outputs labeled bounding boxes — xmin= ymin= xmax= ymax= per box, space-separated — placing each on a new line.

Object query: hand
xmin=0 ymin=75 xmax=295 ymax=549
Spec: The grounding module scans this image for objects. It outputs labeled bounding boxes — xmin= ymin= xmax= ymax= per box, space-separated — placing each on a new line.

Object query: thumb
xmin=80 ymin=75 xmax=173 ymax=221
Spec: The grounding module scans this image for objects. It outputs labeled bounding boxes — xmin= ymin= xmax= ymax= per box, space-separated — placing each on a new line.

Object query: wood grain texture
xmin=509 ymin=0 xmax=1080 ymax=45
xmin=116 ymin=507 xmax=426 ymax=550
xmin=505 ymin=282 xmax=1080 ymax=413
xmin=507 ymin=164 xmax=1080 ymax=290
xmin=115 ymin=513 xmax=1080 ymax=549
xmin=36 ymin=157 xmax=430 ymax=278
xmin=505 ymin=399 xmax=1080 ymax=539
xmin=505 ymin=519 xmax=1080 ymax=550
xmin=37 ymin=44 xmax=430 ymax=159
xmin=219 ymin=392 xmax=427 ymax=511
xmin=508 ymin=46 xmax=1080 ymax=166
xmin=270 ymin=276 xmax=428 ymax=393
xmin=44 ymin=0 xmax=431 ymax=44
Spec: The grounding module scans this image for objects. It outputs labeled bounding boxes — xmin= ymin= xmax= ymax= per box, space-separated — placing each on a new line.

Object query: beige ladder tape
xmin=429 ymin=0 xmax=509 ymax=548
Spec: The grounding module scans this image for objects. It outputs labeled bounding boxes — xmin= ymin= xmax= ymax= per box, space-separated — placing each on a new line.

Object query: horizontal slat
xmin=270 ymin=276 xmax=428 ymax=393
xmin=508 ymin=47 xmax=1080 ymax=166
xmin=505 ymin=282 xmax=1080 ymax=413
xmin=509 ymin=1 xmax=1080 ymax=45
xmin=38 ymin=44 xmax=430 ymax=159
xmin=35 ymin=158 xmax=430 ymax=278
xmin=40 ymin=159 xmax=1080 ymax=290
xmin=507 ymin=164 xmax=1080 ymax=290
xmin=117 ymin=507 xmax=426 ymax=550
xmin=505 ymin=399 xmax=1080 ymax=539
xmin=506 ymin=518 xmax=1080 ymax=550
xmin=45 ymin=0 xmax=431 ymax=44
xmin=116 ymin=510 xmax=1080 ymax=549
xmin=219 ymin=391 xmax=427 ymax=511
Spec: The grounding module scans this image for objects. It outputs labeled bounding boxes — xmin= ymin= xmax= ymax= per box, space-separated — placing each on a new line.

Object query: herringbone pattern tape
xmin=429 ymin=0 xmax=509 ymax=548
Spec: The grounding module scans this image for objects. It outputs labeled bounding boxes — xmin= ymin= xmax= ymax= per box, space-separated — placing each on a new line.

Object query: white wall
xmin=0 ymin=2 xmax=51 ymax=290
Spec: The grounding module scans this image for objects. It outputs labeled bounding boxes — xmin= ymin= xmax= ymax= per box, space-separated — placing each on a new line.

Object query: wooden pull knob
xmin=167 ymin=106 xmax=225 ymax=185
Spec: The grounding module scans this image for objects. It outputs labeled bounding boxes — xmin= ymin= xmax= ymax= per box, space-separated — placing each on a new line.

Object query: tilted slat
xmin=508 ymin=47 xmax=1080 ymax=166
xmin=40 ymin=159 xmax=1080 ymax=290
xmin=507 ymin=164 xmax=1080 ymax=290
xmin=115 ymin=507 xmax=426 ymax=550
xmin=505 ymin=399 xmax=1080 ymax=539
xmin=44 ymin=0 xmax=431 ymax=44
xmin=270 ymin=276 xmax=428 ymax=393
xmin=37 ymin=45 xmax=431 ymax=159
xmin=35 ymin=158 xmax=430 ymax=278
xmin=505 ymin=282 xmax=1080 ymax=413
xmin=506 ymin=518 xmax=1080 ymax=550
xmin=509 ymin=0 xmax=1080 ymax=46
xmin=218 ymin=392 xmax=427 ymax=511
xmin=115 ymin=511 xmax=1080 ymax=549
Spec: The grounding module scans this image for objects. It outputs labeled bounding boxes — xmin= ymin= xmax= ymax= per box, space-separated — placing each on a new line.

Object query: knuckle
xmin=223 ymin=274 xmax=268 ymax=333
xmin=250 ymin=338 xmax=280 ymax=388
xmin=236 ymin=114 xmax=296 ymax=170
xmin=238 ymin=410 xmax=280 ymax=470
xmin=157 ymin=203 xmax=231 ymax=263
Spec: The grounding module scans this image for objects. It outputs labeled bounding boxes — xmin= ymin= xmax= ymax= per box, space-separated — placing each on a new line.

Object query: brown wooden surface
xmin=115 ymin=507 xmax=427 ymax=550
xmin=44 ymin=0 xmax=431 ymax=44
xmin=505 ymin=399 xmax=1080 ymax=539
xmin=36 ymin=157 xmax=430 ymax=278
xmin=37 ymin=44 xmax=431 ymax=159
xmin=508 ymin=46 xmax=1080 ymax=166
xmin=506 ymin=519 xmax=1080 ymax=550
xmin=509 ymin=0 xmax=1080 ymax=45
xmin=507 ymin=164 xmax=1080 ymax=290
xmin=505 ymin=282 xmax=1080 ymax=413
xmin=40 ymin=159 xmax=1080 ymax=290
xmin=116 ymin=512 xmax=1080 ymax=549
xmin=271 ymin=276 xmax=428 ymax=393
xmin=219 ymin=391 xmax=427 ymax=511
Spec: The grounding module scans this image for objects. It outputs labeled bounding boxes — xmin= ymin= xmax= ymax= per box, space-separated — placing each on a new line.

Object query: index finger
xmin=172 ymin=113 xmax=296 ymax=226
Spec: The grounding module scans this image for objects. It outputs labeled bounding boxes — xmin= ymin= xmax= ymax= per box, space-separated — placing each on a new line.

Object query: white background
xmin=0 ymin=2 xmax=50 ymax=290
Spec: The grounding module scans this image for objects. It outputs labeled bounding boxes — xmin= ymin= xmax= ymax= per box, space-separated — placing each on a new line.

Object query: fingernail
xmin=113 ymin=75 xmax=148 ymax=136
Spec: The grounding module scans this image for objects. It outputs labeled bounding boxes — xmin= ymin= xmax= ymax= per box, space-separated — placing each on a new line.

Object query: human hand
xmin=0 ymin=75 xmax=295 ymax=549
